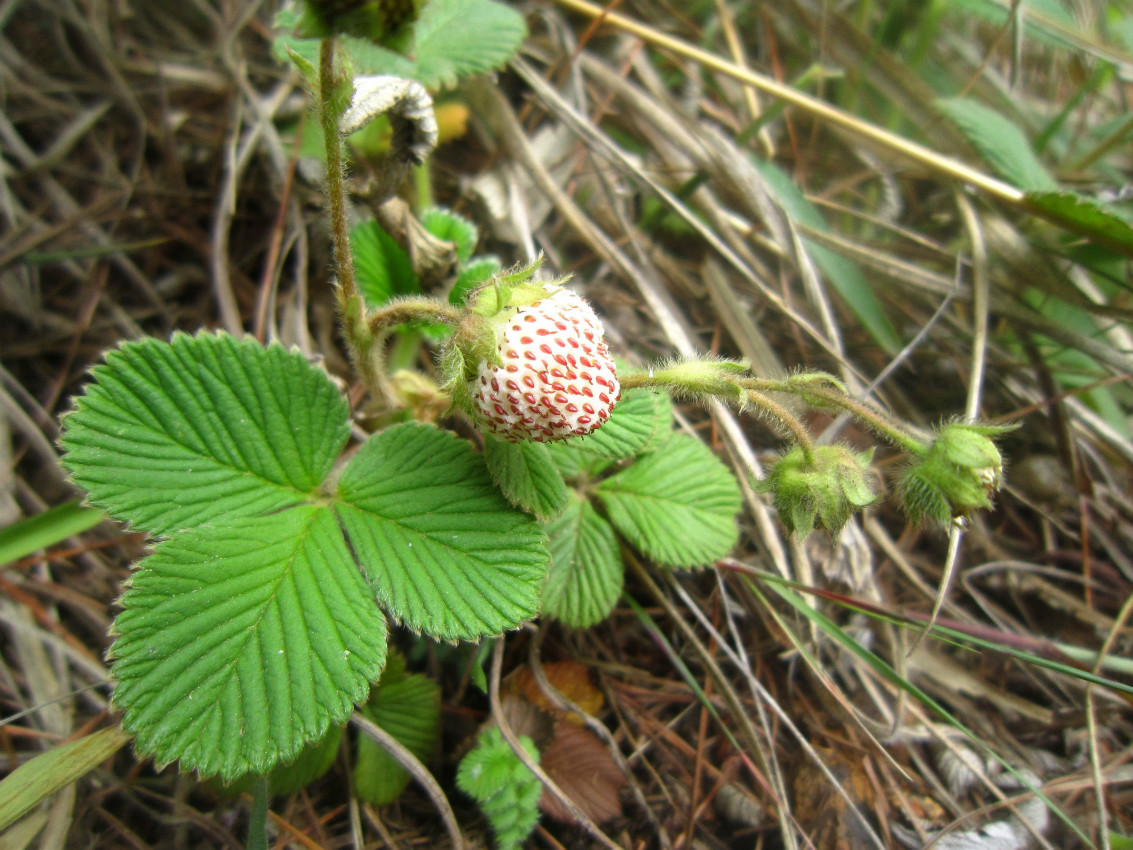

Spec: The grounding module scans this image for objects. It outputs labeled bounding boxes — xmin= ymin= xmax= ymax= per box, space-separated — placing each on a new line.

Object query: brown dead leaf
xmin=506 ymin=661 xmax=605 ymax=719
xmin=538 ymin=720 xmax=625 ymax=824
xmin=792 ymin=746 xmax=880 ymax=850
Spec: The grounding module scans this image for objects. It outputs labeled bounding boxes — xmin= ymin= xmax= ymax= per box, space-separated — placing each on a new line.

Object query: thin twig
xmin=349 ymin=712 xmax=464 ymax=849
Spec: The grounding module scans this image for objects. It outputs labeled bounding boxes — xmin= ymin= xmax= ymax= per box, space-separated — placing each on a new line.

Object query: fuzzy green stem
xmin=366 ymin=298 xmax=464 ymax=333
xmin=320 ymin=39 xmax=387 ymax=400
xmin=620 ymin=371 xmax=816 ymax=460
xmin=759 ymin=381 xmax=928 ymax=456
xmin=744 ymin=390 xmax=816 ymax=461
xmin=320 ymin=39 xmax=356 ymax=305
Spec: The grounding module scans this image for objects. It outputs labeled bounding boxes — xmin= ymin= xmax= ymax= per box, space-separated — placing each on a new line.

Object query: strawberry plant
xmin=35 ymin=1 xmax=1018 ymax=847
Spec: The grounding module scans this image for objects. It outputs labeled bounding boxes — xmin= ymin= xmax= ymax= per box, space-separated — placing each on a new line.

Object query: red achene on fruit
xmin=470 ymin=288 xmax=620 ymax=442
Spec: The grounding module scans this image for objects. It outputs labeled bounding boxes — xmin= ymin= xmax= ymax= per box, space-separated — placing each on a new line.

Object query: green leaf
xmin=217 ymin=726 xmax=345 ymax=797
xmin=484 ymin=436 xmax=570 ymax=521
xmin=936 ymin=97 xmax=1058 ymax=192
xmin=336 ymin=422 xmax=549 ymax=642
xmin=596 ymin=434 xmax=742 ymax=568
xmin=0 ymin=726 xmax=131 ymax=831
xmin=0 ymin=501 xmax=104 ymax=566
xmin=450 ymin=255 xmax=501 ymax=306
xmin=569 ymin=388 xmax=672 ymax=460
xmin=267 ymin=726 xmax=344 ymax=795
xmin=542 ymin=494 xmax=623 ymax=628
xmin=751 ymin=160 xmax=902 ymax=353
xmin=1026 ymin=190 xmax=1133 ymax=255
xmin=59 ymin=332 xmax=349 ymax=536
xmin=456 ymin=727 xmax=542 ymax=850
xmin=354 ymin=663 xmax=441 ymax=805
xmin=110 ymin=506 xmax=388 ymax=780
xmin=351 ymin=220 xmax=421 ymax=307
xmin=544 ymin=442 xmax=613 ymax=480
xmin=276 ymin=0 xmax=527 ymax=90
xmin=421 ymin=207 xmax=478 ymax=263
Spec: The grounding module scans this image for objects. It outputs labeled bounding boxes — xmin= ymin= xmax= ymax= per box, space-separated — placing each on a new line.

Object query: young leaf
xmin=336 ymin=422 xmax=549 ymax=642
xmin=351 ymin=220 xmax=421 ymax=307
xmin=354 ymin=664 xmax=441 ymax=805
xmin=484 ymin=436 xmax=570 ymax=521
xmin=542 ymin=494 xmax=623 ymax=628
xmin=450 ymin=255 xmax=501 ymax=306
xmin=936 ymin=97 xmax=1059 ymax=192
xmin=596 ymin=434 xmax=742 ymax=568
xmin=421 ymin=207 xmax=478 ymax=263
xmin=59 ymin=332 xmax=349 ymax=536
xmin=109 ymin=507 xmax=388 ymax=780
xmin=456 ymin=727 xmax=542 ymax=850
xmin=569 ymin=388 xmax=672 ymax=460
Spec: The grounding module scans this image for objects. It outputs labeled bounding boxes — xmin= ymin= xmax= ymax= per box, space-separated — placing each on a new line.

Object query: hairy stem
xmin=320 ymin=39 xmax=386 ymax=399
xmin=320 ymin=39 xmax=356 ymax=305
xmin=778 ymin=384 xmax=928 ymax=456
xmin=744 ymin=390 xmax=815 ymax=461
xmin=620 ymin=371 xmax=816 ymax=459
xmin=366 ymin=298 xmax=465 ymax=333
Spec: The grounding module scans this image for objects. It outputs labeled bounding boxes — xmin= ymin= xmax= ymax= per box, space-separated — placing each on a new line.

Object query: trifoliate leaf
xmin=456 ymin=727 xmax=542 ymax=850
xmin=59 ymin=332 xmax=349 ymax=536
xmin=596 ymin=434 xmax=742 ymax=568
xmin=351 ymin=220 xmax=420 ymax=307
xmin=354 ymin=663 xmax=441 ymax=806
xmin=421 ymin=207 xmax=478 ymax=263
xmin=336 ymin=422 xmax=549 ymax=642
xmin=110 ymin=507 xmax=388 ymax=780
xmin=569 ymin=388 xmax=672 ymax=460
xmin=542 ymin=494 xmax=623 ymax=628
xmin=484 ymin=436 xmax=570 ymax=521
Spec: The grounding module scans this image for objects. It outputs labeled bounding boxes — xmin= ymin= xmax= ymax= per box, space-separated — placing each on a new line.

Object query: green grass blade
xmin=0 ymin=501 xmax=105 ymax=566
xmin=0 ymin=726 xmax=131 ymax=831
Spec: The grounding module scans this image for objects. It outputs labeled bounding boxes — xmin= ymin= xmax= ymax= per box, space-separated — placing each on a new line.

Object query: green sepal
xmin=760 ymin=445 xmax=877 ymax=538
xmin=900 ymin=422 xmax=1016 ymax=525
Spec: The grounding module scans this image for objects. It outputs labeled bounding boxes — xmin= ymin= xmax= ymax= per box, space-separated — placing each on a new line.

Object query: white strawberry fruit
xmin=469 ymin=288 xmax=620 ymax=442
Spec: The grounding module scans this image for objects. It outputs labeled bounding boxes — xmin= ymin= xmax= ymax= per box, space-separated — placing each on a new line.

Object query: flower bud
xmin=760 ymin=445 xmax=877 ymax=538
xmin=900 ymin=422 xmax=1014 ymax=525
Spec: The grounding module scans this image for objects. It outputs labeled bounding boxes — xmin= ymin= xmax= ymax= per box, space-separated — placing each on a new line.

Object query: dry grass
xmin=2 ymin=0 xmax=1131 ymax=847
